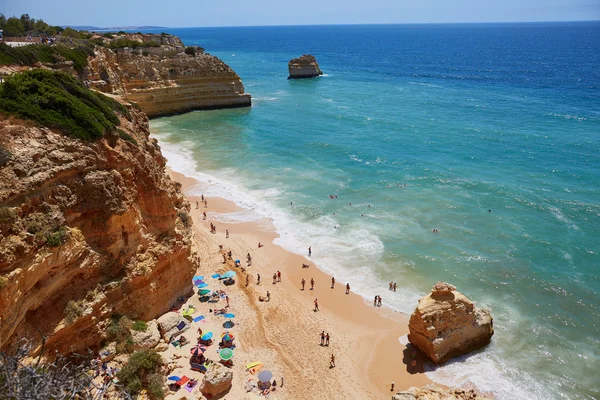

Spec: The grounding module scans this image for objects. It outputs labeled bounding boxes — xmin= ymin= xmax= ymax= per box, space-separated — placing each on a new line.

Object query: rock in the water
xmin=288 ymin=54 xmax=323 ymax=79
xmin=201 ymin=363 xmax=233 ymax=397
xmin=130 ymin=320 xmax=161 ymax=350
xmin=408 ymin=282 xmax=493 ymax=364
xmin=156 ymin=312 xmax=190 ymax=340
xmin=393 ymin=384 xmax=493 ymax=400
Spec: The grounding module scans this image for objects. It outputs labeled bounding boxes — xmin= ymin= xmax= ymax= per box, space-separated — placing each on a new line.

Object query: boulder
xmin=393 ymin=384 xmax=492 ymax=400
xmin=288 ymin=54 xmax=323 ymax=79
xmin=408 ymin=282 xmax=493 ymax=364
xmin=201 ymin=363 xmax=233 ymax=398
xmin=98 ymin=342 xmax=116 ymax=363
xmin=130 ymin=320 xmax=161 ymax=350
xmin=156 ymin=312 xmax=190 ymax=340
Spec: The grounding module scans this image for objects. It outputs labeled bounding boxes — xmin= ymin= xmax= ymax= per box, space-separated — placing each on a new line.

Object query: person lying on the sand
xmin=211 ymin=308 xmax=227 ymax=315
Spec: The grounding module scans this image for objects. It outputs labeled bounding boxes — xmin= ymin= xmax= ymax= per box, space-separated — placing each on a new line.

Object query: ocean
xmin=147 ymin=23 xmax=600 ymax=399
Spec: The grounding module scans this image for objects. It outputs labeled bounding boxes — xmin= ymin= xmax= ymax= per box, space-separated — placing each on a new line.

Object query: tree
xmin=20 ymin=14 xmax=34 ymax=32
xmin=4 ymin=17 xmax=25 ymax=37
xmin=0 ymin=14 xmax=6 ymax=30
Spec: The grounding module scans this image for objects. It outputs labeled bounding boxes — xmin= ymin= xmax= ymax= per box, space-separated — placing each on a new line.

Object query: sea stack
xmin=408 ymin=282 xmax=494 ymax=364
xmin=288 ymin=54 xmax=323 ymax=79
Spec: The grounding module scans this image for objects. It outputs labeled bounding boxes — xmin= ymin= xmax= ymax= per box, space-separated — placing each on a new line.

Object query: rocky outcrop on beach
xmin=0 ymin=100 xmax=195 ymax=356
xmin=393 ymin=384 xmax=492 ymax=400
xmin=408 ymin=282 xmax=494 ymax=364
xmin=201 ymin=363 xmax=233 ymax=397
xmin=288 ymin=54 xmax=323 ymax=79
xmin=84 ymin=33 xmax=251 ymax=117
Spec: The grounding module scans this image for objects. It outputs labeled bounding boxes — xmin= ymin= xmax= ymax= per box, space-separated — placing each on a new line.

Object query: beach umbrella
xmin=198 ymin=289 xmax=211 ymax=296
xmin=190 ymin=345 xmax=207 ymax=356
xmin=258 ymin=370 xmax=273 ymax=383
xmin=211 ymin=273 xmax=221 ymax=279
xmin=197 ymin=283 xmax=209 ymax=289
xmin=221 ymin=332 xmax=234 ymax=341
xmin=193 ymin=275 xmax=204 ymax=283
xmin=201 ymin=332 xmax=213 ymax=341
xmin=219 ymin=348 xmax=234 ymax=361
xmin=222 ymin=271 xmax=236 ymax=279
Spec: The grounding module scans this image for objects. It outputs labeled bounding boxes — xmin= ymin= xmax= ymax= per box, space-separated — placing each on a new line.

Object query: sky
xmin=1 ymin=0 xmax=598 ymax=27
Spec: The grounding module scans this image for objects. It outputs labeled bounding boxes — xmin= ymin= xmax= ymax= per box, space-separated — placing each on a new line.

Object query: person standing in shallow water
xmin=331 ymin=276 xmax=335 ymax=289
xmin=308 ymin=247 xmax=311 ymax=257
xmin=346 ymin=283 xmax=350 ymax=294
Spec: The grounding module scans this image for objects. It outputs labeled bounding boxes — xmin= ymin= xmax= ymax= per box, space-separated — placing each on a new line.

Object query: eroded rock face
xmin=408 ymin=282 xmax=493 ymax=364
xmin=393 ymin=384 xmax=492 ymax=400
xmin=131 ymin=320 xmax=161 ymax=350
xmin=156 ymin=311 xmax=190 ymax=340
xmin=201 ymin=363 xmax=233 ymax=398
xmin=84 ymin=34 xmax=251 ymax=117
xmin=288 ymin=54 xmax=323 ymax=79
xmin=0 ymin=103 xmax=195 ymax=356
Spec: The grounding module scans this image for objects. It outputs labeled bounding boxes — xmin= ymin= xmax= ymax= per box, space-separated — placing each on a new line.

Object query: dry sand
xmin=162 ymin=169 xmax=431 ymax=399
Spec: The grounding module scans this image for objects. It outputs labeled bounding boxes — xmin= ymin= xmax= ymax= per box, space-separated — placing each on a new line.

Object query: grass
xmin=132 ymin=321 xmax=148 ymax=332
xmin=46 ymin=226 xmax=67 ymax=247
xmin=108 ymin=38 xmax=160 ymax=50
xmin=0 ymin=43 xmax=94 ymax=73
xmin=118 ymin=129 xmax=138 ymax=146
xmin=0 ymin=69 xmax=128 ymax=140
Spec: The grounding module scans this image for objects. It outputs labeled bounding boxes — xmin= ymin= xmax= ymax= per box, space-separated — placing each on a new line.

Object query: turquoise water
xmin=148 ymin=24 xmax=600 ymax=399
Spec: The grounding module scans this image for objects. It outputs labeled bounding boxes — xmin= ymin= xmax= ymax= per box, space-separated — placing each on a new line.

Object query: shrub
xmin=177 ymin=211 xmax=190 ymax=228
xmin=64 ymin=300 xmax=84 ymax=324
xmin=118 ymin=129 xmax=138 ymax=146
xmin=102 ymin=32 xmax=115 ymax=39
xmin=0 ymin=69 xmax=127 ymax=140
xmin=184 ymin=46 xmax=196 ymax=57
xmin=132 ymin=320 xmax=148 ymax=332
xmin=142 ymin=49 xmax=149 ymax=56
xmin=117 ymin=350 xmax=163 ymax=398
xmin=147 ymin=373 xmax=165 ymax=399
xmin=46 ymin=226 xmax=67 ymax=247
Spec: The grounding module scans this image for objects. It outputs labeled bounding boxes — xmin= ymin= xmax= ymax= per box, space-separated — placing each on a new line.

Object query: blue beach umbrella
xmin=222 ymin=271 xmax=236 ymax=279
xmin=201 ymin=332 xmax=214 ymax=341
xmin=211 ymin=273 xmax=221 ymax=279
xmin=193 ymin=275 xmax=204 ymax=282
xmin=197 ymin=283 xmax=209 ymax=289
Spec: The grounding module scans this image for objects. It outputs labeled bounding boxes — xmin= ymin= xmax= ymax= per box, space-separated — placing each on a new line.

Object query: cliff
xmin=84 ymin=33 xmax=251 ymax=117
xmin=408 ymin=282 xmax=494 ymax=364
xmin=393 ymin=384 xmax=493 ymax=400
xmin=288 ymin=54 xmax=323 ymax=79
xmin=0 ymin=85 xmax=196 ymax=355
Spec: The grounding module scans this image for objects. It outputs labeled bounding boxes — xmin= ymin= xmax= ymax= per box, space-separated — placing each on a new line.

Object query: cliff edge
xmin=0 ymin=70 xmax=196 ymax=355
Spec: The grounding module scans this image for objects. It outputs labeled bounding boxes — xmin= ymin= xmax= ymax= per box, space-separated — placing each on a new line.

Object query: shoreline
xmin=167 ymin=168 xmax=432 ymax=398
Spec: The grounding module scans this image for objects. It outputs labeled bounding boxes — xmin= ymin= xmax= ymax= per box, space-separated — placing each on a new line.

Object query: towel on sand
xmin=193 ymin=316 xmax=205 ymax=322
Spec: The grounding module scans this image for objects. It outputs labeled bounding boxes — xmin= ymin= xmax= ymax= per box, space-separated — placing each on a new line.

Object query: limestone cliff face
xmin=393 ymin=384 xmax=493 ymax=400
xmin=84 ymin=34 xmax=251 ymax=117
xmin=408 ymin=282 xmax=494 ymax=364
xmin=0 ymin=104 xmax=195 ymax=355
xmin=288 ymin=54 xmax=323 ymax=79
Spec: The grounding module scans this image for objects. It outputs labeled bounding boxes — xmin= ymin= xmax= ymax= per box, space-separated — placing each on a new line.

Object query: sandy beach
xmin=159 ymin=168 xmax=431 ymax=399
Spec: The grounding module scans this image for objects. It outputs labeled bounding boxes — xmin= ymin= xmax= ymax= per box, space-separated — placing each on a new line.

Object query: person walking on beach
xmin=196 ymin=200 xmax=199 ymax=209
xmin=204 ymin=199 xmax=208 ymax=208
xmin=203 ymin=211 xmax=207 ymax=220
xmin=226 ymin=229 xmax=229 ymax=238
xmin=374 ymin=296 xmax=377 ymax=306
xmin=308 ymin=247 xmax=312 ymax=257
xmin=314 ymin=298 xmax=319 ymax=312
xmin=272 ymin=273 xmax=277 ymax=284
xmin=266 ymin=291 xmax=271 ymax=302
xmin=301 ymin=278 xmax=305 ymax=290
xmin=311 ymin=278 xmax=315 ymax=290
xmin=257 ymin=273 xmax=260 ymax=285
xmin=325 ymin=333 xmax=330 ymax=346
xmin=320 ymin=331 xmax=325 ymax=346
xmin=331 ymin=277 xmax=335 ymax=289
xmin=389 ymin=281 xmax=393 ymax=291
xmin=277 ymin=270 xmax=281 ymax=282
xmin=201 ymin=194 xmax=204 ymax=202
xmin=330 ymin=354 xmax=335 ymax=368
xmin=378 ymin=296 xmax=382 ymax=307
xmin=393 ymin=282 xmax=397 ymax=292
xmin=346 ymin=283 xmax=350 ymax=294
xmin=246 ymin=275 xmax=249 ymax=287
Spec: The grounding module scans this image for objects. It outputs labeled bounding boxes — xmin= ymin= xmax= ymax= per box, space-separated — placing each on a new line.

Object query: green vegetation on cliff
xmin=0 ymin=42 xmax=95 ymax=73
xmin=117 ymin=350 xmax=164 ymax=399
xmin=0 ymin=69 xmax=128 ymax=140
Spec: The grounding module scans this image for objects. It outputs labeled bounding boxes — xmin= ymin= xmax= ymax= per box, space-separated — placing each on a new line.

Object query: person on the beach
xmin=203 ymin=211 xmax=207 ymax=220
xmin=393 ymin=282 xmax=397 ymax=292
xmin=272 ymin=273 xmax=277 ymax=284
xmin=346 ymin=283 xmax=350 ymax=294
xmin=325 ymin=333 xmax=330 ymax=346
xmin=246 ymin=275 xmax=249 ymax=287
xmin=277 ymin=270 xmax=281 ymax=282
xmin=258 ymin=242 xmax=264 ymax=248
xmin=330 ymin=354 xmax=335 ymax=368
xmin=308 ymin=247 xmax=312 ymax=257
xmin=378 ymin=296 xmax=382 ymax=307
xmin=389 ymin=281 xmax=393 ymax=290
xmin=310 ymin=278 xmax=315 ymax=290
xmin=374 ymin=296 xmax=377 ymax=306
xmin=266 ymin=291 xmax=271 ymax=302
xmin=314 ymin=298 xmax=319 ymax=312
xmin=301 ymin=278 xmax=305 ymax=290
xmin=281 ymin=376 xmax=284 ymax=387
xmin=204 ymin=199 xmax=208 ymax=208
xmin=302 ymin=263 xmax=309 ymax=268
xmin=226 ymin=229 xmax=229 ymax=238
xmin=247 ymin=253 xmax=252 ymax=264
xmin=391 ymin=382 xmax=395 ymax=392
xmin=226 ymin=295 xmax=229 ymax=307
xmin=196 ymin=201 xmax=199 ymax=209
xmin=201 ymin=194 xmax=204 ymax=201
xmin=197 ymin=327 xmax=203 ymax=336
xmin=222 ymin=254 xmax=227 ymax=264
xmin=331 ymin=276 xmax=335 ymax=289
xmin=257 ymin=273 xmax=260 ymax=285
xmin=320 ymin=331 xmax=325 ymax=346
